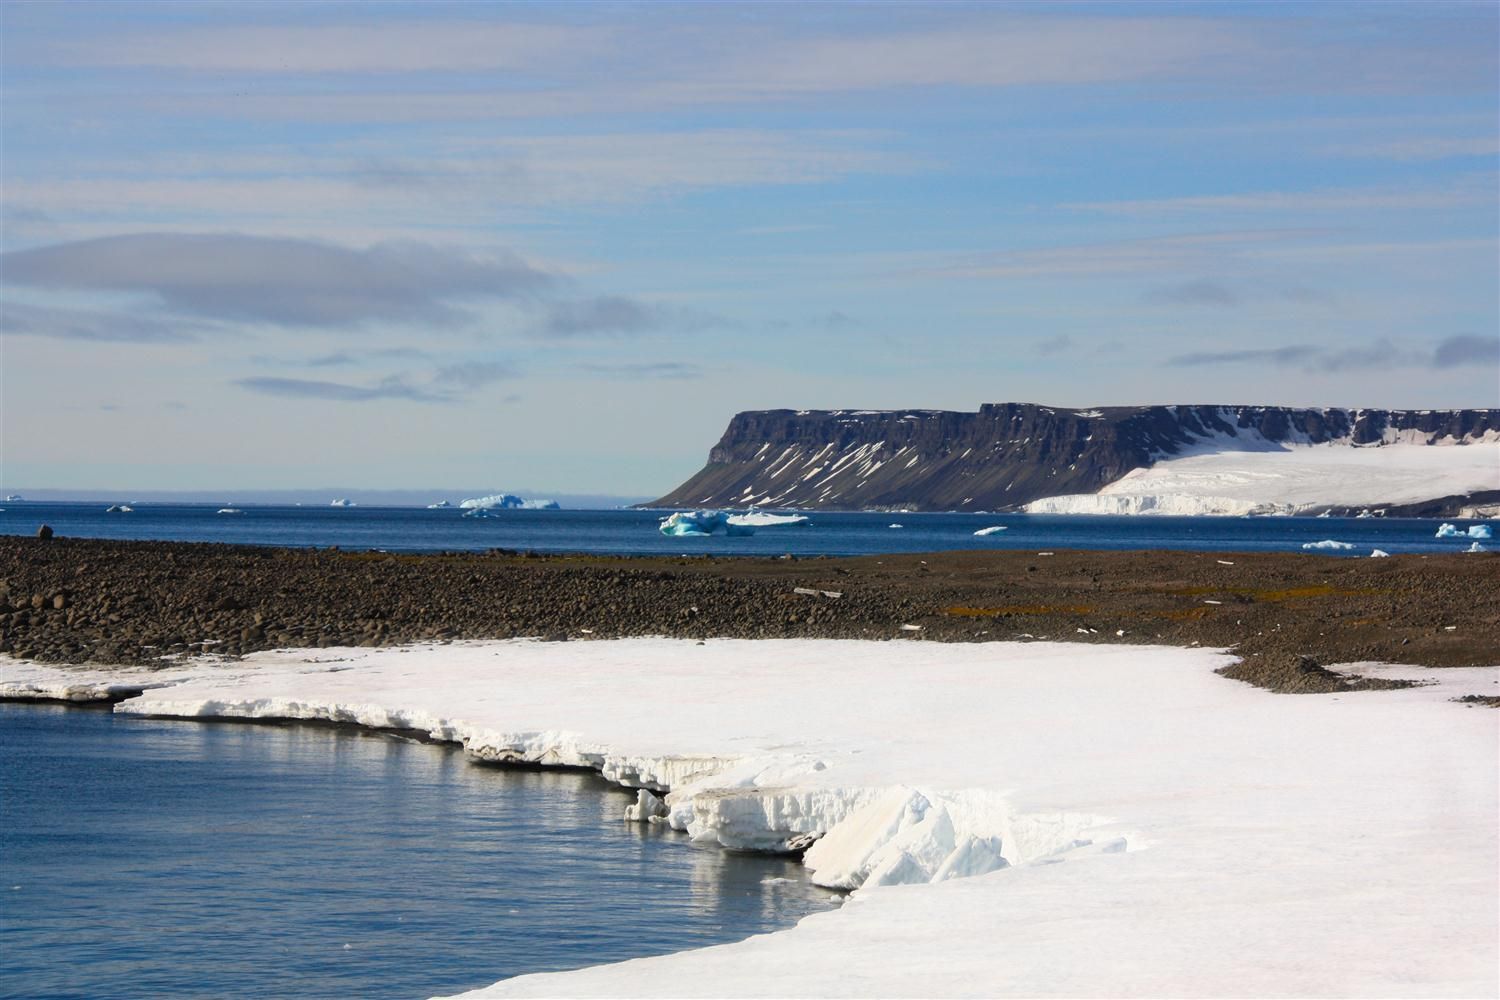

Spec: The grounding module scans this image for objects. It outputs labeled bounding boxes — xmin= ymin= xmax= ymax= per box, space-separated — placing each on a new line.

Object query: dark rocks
xmin=0 ymin=537 xmax=1495 ymax=696
xmin=36 ymin=524 xmax=53 ymax=540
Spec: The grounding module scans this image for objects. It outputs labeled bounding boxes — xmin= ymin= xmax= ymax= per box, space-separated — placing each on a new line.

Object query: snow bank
xmin=2 ymin=639 xmax=1495 ymax=998
xmin=1025 ymin=439 xmax=1500 ymax=516
xmin=1301 ymin=539 xmax=1355 ymax=550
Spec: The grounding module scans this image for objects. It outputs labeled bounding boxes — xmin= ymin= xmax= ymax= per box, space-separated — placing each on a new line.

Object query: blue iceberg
xmin=658 ymin=510 xmax=756 ymax=537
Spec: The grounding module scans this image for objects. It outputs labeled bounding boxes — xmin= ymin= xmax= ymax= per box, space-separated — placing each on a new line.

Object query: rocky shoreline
xmin=2 ymin=536 xmax=1496 ymax=695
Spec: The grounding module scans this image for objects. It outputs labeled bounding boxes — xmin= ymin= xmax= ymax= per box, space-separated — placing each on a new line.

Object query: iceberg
xmin=459 ymin=494 xmax=561 ymax=511
xmin=216 ymin=508 xmax=244 ymax=515
xmin=3 ymin=495 xmax=22 ymax=502
xmin=329 ymin=498 xmax=355 ymax=507
xmin=1301 ymin=539 xmax=1355 ymax=550
xmin=658 ymin=510 xmax=755 ymax=537
xmin=1370 ymin=549 xmax=1390 ymax=558
xmin=1435 ymin=523 xmax=1462 ymax=538
xmin=973 ymin=526 xmax=1007 ymax=537
xmin=1467 ymin=525 xmax=1492 ymax=539
xmin=1465 ymin=541 xmax=1486 ymax=553
xmin=888 ymin=523 xmax=904 ymax=529
xmin=427 ymin=500 xmax=453 ymax=509
xmin=105 ymin=504 xmax=133 ymax=513
xmin=725 ymin=511 xmax=810 ymax=528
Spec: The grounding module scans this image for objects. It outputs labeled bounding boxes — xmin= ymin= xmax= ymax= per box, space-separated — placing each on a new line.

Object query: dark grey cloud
xmin=431 ymin=360 xmax=517 ymax=389
xmin=1 ymin=233 xmax=555 ymax=329
xmin=1146 ymin=279 xmax=1239 ymax=306
xmin=577 ymin=362 xmax=704 ymax=379
xmin=0 ymin=300 xmax=201 ymax=343
xmin=234 ymin=375 xmax=447 ymax=403
xmin=537 ymin=295 xmax=724 ymax=338
xmin=1432 ymin=334 xmax=1499 ymax=369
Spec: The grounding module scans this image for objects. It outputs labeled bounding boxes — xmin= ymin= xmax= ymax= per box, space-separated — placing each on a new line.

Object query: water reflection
xmin=0 ymin=703 xmax=836 ymax=999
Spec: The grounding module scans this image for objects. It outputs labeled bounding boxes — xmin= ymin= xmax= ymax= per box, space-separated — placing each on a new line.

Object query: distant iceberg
xmin=4 ymin=495 xmax=22 ymax=502
xmin=1465 ymin=541 xmax=1486 ymax=553
xmin=726 ymin=511 xmax=810 ymax=528
xmin=1467 ymin=525 xmax=1492 ymax=539
xmin=459 ymin=494 xmax=561 ymax=511
xmin=1301 ymin=539 xmax=1354 ymax=550
xmin=216 ymin=508 xmax=244 ymax=515
xmin=426 ymin=500 xmax=453 ymax=509
xmin=329 ymin=498 xmax=355 ymax=507
xmin=973 ymin=526 xmax=1007 ymax=537
xmin=105 ymin=504 xmax=134 ymax=513
xmin=1370 ymin=549 xmax=1390 ymax=558
xmin=1435 ymin=523 xmax=1462 ymax=538
xmin=659 ymin=510 xmax=755 ymax=537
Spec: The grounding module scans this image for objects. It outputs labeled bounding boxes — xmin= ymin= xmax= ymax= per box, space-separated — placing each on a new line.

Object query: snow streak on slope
xmin=3 ymin=639 xmax=1495 ymax=998
xmin=1025 ymin=438 xmax=1500 ymax=516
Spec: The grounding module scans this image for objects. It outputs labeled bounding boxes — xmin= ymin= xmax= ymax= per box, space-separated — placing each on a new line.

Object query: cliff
xmin=648 ymin=404 xmax=1500 ymax=514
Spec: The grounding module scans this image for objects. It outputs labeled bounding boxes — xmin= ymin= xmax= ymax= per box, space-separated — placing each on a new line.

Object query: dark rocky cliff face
xmin=648 ymin=404 xmax=1500 ymax=511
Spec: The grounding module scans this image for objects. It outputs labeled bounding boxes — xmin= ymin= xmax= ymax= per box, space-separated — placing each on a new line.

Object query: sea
xmin=0 ymin=702 xmax=838 ymax=999
xmin=0 ymin=500 xmax=1488 ymax=556
xmin=0 ymin=501 xmax=1487 ymax=997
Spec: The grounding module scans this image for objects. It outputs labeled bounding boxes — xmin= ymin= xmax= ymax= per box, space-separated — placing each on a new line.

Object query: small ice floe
xmin=216 ymin=508 xmax=244 ymax=515
xmin=426 ymin=500 xmax=452 ymax=509
xmin=1435 ymin=523 xmax=1462 ymax=538
xmin=761 ymin=876 xmax=796 ymax=885
xmin=1370 ymin=549 xmax=1390 ymax=558
xmin=105 ymin=504 xmax=133 ymax=513
xmin=1464 ymin=541 xmax=1486 ymax=553
xmin=973 ymin=526 xmax=1007 ymax=537
xmin=888 ymin=523 xmax=904 ymax=529
xmin=1301 ymin=539 xmax=1354 ymax=550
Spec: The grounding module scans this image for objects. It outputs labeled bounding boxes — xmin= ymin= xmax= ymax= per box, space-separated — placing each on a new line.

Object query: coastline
xmin=3 ymin=638 xmax=1495 ymax=997
xmin=3 ymin=536 xmax=1497 ymax=695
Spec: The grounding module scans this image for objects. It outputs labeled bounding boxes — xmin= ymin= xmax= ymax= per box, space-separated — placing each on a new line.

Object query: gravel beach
xmin=2 ymin=535 xmax=1496 ymax=695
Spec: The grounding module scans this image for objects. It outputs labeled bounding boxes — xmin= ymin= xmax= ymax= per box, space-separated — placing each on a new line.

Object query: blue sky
xmin=1 ymin=0 xmax=1496 ymax=494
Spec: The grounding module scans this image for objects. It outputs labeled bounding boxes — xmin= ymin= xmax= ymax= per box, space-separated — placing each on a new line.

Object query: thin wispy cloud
xmin=537 ymin=296 xmax=725 ymax=338
xmin=576 ymin=362 xmax=705 ymax=380
xmin=1168 ymin=336 xmax=1497 ymax=373
xmin=234 ymin=376 xmax=448 ymax=403
xmin=1068 ymin=176 xmax=1495 ymax=215
xmin=0 ymin=300 xmax=203 ymax=343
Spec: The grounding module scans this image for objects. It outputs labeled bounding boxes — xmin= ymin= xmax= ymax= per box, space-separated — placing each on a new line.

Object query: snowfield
xmin=1025 ymin=438 xmax=1500 ymax=516
xmin=2 ymin=639 xmax=1496 ymax=998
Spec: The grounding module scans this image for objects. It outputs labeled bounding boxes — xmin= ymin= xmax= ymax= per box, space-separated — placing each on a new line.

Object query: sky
xmin=1 ymin=0 xmax=1497 ymax=495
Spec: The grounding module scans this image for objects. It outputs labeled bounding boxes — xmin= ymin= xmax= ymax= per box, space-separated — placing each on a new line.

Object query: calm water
xmin=0 ymin=703 xmax=836 ymax=999
xmin=0 ymin=501 xmax=1486 ymax=556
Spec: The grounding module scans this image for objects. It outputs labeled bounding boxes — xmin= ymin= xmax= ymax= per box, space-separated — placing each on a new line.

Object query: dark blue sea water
xmin=0 ymin=703 xmax=836 ymax=1000
xmin=0 ymin=501 xmax=1488 ymax=556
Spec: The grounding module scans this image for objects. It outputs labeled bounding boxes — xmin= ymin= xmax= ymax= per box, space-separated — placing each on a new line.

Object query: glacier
xmin=1025 ymin=436 xmax=1500 ymax=517
xmin=1 ymin=638 xmax=1494 ymax=998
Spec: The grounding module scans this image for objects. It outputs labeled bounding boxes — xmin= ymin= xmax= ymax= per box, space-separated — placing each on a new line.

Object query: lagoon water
xmin=0 ymin=501 xmax=1483 ymax=556
xmin=0 ymin=703 xmax=837 ymax=999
